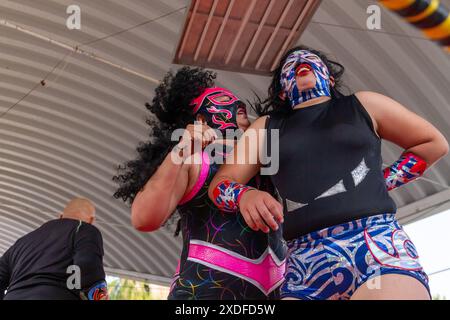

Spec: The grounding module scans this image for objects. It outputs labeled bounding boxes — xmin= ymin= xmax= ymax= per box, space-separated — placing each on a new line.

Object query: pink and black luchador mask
xmin=190 ymin=87 xmax=244 ymax=131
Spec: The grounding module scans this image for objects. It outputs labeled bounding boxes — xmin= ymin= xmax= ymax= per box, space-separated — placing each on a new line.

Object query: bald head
xmin=61 ymin=198 xmax=96 ymax=224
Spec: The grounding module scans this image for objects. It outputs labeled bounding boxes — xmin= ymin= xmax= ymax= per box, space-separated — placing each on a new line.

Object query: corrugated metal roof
xmin=0 ymin=0 xmax=449 ymax=283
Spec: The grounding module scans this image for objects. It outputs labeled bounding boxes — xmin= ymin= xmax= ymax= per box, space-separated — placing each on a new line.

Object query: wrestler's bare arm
xmin=131 ymin=123 xmax=215 ymax=232
xmin=355 ymin=91 xmax=449 ymax=166
xmin=131 ymin=151 xmax=191 ymax=232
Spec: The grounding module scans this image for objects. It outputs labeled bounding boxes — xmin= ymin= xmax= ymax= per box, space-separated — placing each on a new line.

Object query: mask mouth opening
xmin=295 ymin=63 xmax=313 ymax=77
xmin=237 ymin=103 xmax=247 ymax=115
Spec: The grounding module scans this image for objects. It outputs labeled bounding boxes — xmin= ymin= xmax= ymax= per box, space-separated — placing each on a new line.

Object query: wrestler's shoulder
xmin=250 ymin=115 xmax=270 ymax=129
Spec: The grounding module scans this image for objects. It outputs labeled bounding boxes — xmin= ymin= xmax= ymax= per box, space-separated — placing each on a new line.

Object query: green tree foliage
xmin=107 ymin=277 xmax=169 ymax=300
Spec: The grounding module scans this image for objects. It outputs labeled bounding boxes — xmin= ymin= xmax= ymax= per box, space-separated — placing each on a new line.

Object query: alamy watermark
xmin=66 ymin=264 xmax=81 ymax=290
xmin=66 ymin=5 xmax=81 ymax=30
xmin=170 ymin=124 xmax=279 ymax=175
xmin=367 ymin=5 xmax=381 ymax=30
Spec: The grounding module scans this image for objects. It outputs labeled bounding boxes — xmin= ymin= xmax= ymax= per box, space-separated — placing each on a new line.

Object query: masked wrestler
xmin=113 ymin=67 xmax=286 ymax=300
xmin=209 ymin=46 xmax=448 ymax=300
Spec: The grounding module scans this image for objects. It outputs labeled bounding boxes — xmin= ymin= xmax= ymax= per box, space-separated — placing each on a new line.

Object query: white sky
xmin=404 ymin=209 xmax=450 ymax=299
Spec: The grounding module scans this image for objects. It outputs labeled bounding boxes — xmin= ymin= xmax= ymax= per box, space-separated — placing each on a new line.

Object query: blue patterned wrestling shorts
xmin=280 ymin=214 xmax=430 ymax=300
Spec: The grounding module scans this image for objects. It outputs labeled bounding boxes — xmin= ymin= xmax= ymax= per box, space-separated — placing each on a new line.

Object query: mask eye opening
xmin=208 ymin=92 xmax=238 ymax=105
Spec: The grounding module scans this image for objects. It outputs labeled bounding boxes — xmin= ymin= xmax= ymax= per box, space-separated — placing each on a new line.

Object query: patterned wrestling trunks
xmin=281 ymin=213 xmax=430 ymax=300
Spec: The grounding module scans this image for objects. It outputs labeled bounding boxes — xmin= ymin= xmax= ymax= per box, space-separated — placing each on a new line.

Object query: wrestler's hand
xmin=178 ymin=122 xmax=217 ymax=152
xmin=239 ymin=190 xmax=284 ymax=233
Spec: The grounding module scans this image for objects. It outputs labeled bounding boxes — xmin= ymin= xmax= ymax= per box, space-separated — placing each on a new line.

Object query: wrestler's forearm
xmin=208 ymin=170 xmax=239 ymax=206
xmin=406 ymin=138 xmax=449 ymax=167
xmin=383 ymin=138 xmax=448 ymax=191
xmin=383 ymin=151 xmax=427 ymax=191
xmin=143 ymin=149 xmax=185 ymax=194
xmin=131 ymin=150 xmax=187 ymax=231
xmin=208 ymin=173 xmax=255 ymax=212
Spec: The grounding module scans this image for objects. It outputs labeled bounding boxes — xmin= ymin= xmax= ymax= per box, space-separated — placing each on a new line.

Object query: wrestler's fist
xmin=239 ymin=190 xmax=283 ymax=233
xmin=173 ymin=122 xmax=218 ymax=162
xmin=181 ymin=122 xmax=217 ymax=150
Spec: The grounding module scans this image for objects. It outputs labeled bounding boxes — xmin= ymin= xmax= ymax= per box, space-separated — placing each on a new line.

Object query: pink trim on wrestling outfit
xmin=187 ymin=240 xmax=286 ymax=295
xmin=364 ymin=228 xmax=422 ymax=271
xmin=178 ymin=152 xmax=210 ymax=205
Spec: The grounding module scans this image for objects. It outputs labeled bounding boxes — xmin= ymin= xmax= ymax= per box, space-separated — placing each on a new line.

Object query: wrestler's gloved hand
xmin=383 ymin=151 xmax=427 ymax=191
xmin=80 ymin=280 xmax=109 ymax=300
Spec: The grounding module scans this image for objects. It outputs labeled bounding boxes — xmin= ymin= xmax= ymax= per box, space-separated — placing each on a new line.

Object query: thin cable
xmin=46 ymin=52 xmax=75 ymax=88
xmin=0 ymin=6 xmax=187 ymax=115
xmin=0 ymin=52 xmax=72 ymax=119
xmin=0 ymin=20 xmax=159 ymax=83
xmin=79 ymin=6 xmax=187 ymax=47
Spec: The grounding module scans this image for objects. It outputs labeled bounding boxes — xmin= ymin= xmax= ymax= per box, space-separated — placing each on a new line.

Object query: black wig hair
xmin=113 ymin=67 xmax=217 ymax=205
xmin=254 ymin=45 xmax=347 ymax=116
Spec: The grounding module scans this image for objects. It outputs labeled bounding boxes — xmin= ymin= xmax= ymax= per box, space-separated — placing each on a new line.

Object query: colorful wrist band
xmin=384 ymin=152 xmax=427 ymax=191
xmin=80 ymin=280 xmax=109 ymax=300
xmin=212 ymin=180 xmax=255 ymax=212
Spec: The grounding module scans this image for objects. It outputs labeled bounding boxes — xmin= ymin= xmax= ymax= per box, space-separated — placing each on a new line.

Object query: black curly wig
xmin=255 ymin=45 xmax=347 ymax=116
xmin=113 ymin=67 xmax=217 ymax=205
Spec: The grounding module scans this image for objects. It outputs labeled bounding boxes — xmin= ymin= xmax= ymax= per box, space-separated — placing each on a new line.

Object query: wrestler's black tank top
xmin=265 ymin=94 xmax=396 ymax=240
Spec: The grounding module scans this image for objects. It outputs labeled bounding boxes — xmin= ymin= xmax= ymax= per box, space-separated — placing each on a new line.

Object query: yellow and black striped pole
xmin=379 ymin=0 xmax=450 ymax=52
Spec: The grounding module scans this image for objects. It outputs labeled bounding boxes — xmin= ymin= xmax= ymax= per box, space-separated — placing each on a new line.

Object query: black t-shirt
xmin=0 ymin=219 xmax=105 ymax=300
xmin=265 ymin=95 xmax=397 ymax=240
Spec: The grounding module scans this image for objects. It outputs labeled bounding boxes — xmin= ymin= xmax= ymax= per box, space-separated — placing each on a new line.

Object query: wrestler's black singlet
xmin=168 ymin=149 xmax=287 ymax=300
xmin=265 ymin=94 xmax=396 ymax=240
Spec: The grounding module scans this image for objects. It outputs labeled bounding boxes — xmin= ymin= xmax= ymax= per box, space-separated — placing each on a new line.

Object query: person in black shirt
xmin=0 ymin=198 xmax=108 ymax=300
